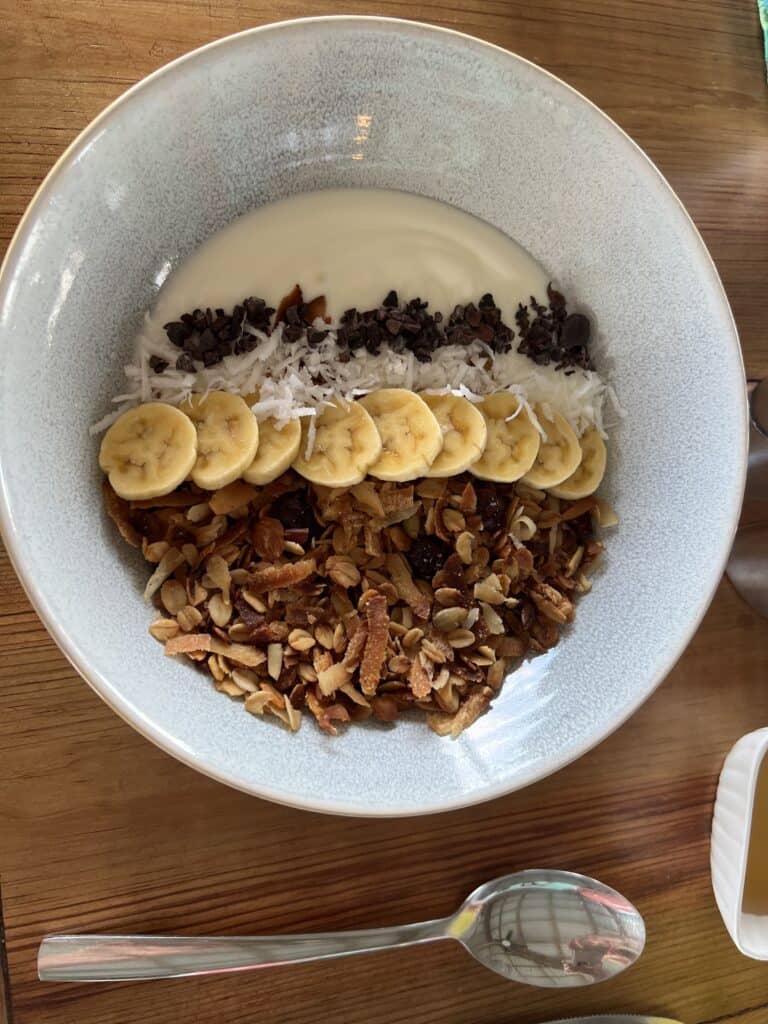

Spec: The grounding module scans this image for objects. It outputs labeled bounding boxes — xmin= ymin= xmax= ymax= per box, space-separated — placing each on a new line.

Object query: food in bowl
xmin=94 ymin=188 xmax=617 ymax=736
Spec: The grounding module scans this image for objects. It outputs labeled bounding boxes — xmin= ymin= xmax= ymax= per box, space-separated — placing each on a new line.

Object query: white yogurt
xmin=149 ymin=188 xmax=549 ymax=329
xmin=101 ymin=189 xmax=611 ymax=442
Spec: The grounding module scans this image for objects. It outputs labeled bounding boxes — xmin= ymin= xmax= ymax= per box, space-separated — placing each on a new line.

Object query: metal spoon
xmin=38 ymin=869 xmax=644 ymax=986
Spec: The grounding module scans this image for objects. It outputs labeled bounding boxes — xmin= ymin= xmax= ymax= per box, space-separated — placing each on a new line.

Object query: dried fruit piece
xmin=406 ymin=537 xmax=450 ymax=581
xmin=252 ymin=517 xmax=285 ymax=561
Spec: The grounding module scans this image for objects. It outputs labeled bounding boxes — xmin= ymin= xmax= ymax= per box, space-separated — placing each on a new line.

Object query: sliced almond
xmin=288 ymin=628 xmax=315 ymax=653
xmin=432 ymin=606 xmax=467 ymax=632
xmin=208 ymin=592 xmax=233 ymax=628
xmin=143 ymin=548 xmax=184 ymax=602
xmin=149 ymin=618 xmax=180 ymax=643
xmin=455 ymin=532 xmax=474 ymax=565
xmin=480 ymin=602 xmax=505 ymax=635
xmin=177 ymin=605 xmax=203 ymax=632
xmin=267 ymin=643 xmax=283 ymax=681
xmin=231 ymin=668 xmax=260 ymax=693
xmin=446 ymin=629 xmax=476 ymax=649
xmin=160 ymin=580 xmax=187 ymax=616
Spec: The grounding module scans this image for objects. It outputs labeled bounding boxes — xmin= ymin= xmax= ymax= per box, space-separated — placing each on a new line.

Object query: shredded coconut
xmin=91 ymin=312 xmax=617 ymax=439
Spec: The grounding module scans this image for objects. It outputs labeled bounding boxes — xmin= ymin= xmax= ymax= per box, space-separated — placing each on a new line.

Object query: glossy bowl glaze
xmin=0 ymin=17 xmax=747 ymax=815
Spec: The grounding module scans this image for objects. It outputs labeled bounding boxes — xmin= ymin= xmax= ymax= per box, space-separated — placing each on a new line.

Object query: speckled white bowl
xmin=0 ymin=17 xmax=748 ymax=816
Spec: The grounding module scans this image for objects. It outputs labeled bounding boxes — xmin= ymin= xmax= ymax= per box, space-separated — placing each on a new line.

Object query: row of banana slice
xmin=99 ymin=389 xmax=607 ymax=503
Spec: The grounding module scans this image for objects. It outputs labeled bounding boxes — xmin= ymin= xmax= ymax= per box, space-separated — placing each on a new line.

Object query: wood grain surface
xmin=1 ymin=2 xmax=767 ymax=1023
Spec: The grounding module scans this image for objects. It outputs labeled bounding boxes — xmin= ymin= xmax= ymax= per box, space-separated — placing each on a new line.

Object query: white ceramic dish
xmin=711 ymin=728 xmax=768 ymax=959
xmin=0 ymin=17 xmax=747 ymax=816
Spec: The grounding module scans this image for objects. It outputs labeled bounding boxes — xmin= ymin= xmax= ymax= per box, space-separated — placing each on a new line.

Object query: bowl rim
xmin=0 ymin=15 xmax=749 ymax=817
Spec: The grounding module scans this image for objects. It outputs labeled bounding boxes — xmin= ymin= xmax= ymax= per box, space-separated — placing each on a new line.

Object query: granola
xmin=105 ymin=471 xmax=604 ymax=737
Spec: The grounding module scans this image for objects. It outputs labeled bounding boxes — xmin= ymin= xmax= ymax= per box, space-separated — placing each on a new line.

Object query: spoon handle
xmin=38 ymin=919 xmax=449 ymax=982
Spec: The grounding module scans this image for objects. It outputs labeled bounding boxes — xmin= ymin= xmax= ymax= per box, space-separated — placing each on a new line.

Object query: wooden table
xmin=1 ymin=2 xmax=767 ymax=1022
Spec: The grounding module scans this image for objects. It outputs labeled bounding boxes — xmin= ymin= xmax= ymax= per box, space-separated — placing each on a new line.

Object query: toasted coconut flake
xmin=339 ymin=682 xmax=371 ymax=708
xmin=350 ymin=481 xmax=385 ymax=517
xmin=449 ymin=686 xmax=493 ymax=737
xmin=208 ymin=639 xmax=266 ymax=667
xmin=559 ymin=496 xmax=598 ymax=522
xmin=130 ymin=491 xmax=201 ymax=510
xmin=165 ymin=632 xmax=213 ymax=656
xmin=386 ymin=554 xmax=431 ymax=619
xmin=409 ymin=654 xmax=434 ymax=699
xmin=209 ymin=480 xmax=257 ymax=516
xmin=249 ymin=559 xmax=315 ymax=593
xmin=102 ymin=482 xmax=142 ymax=547
xmin=359 ymin=593 xmax=389 ymax=696
xmin=342 ymin=623 xmax=368 ymax=671
xmin=318 ymin=662 xmax=351 ymax=697
xmin=244 ymin=691 xmax=273 ymax=716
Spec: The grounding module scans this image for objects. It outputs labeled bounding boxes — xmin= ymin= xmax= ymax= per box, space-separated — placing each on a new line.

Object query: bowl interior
xmin=0 ymin=17 xmax=746 ymax=815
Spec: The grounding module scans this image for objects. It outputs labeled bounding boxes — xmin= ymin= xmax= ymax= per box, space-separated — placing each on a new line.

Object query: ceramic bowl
xmin=0 ymin=17 xmax=747 ymax=815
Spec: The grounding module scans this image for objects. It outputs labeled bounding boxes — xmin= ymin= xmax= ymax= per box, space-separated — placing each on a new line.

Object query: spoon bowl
xmin=452 ymin=870 xmax=646 ymax=987
xmin=38 ymin=869 xmax=644 ymax=986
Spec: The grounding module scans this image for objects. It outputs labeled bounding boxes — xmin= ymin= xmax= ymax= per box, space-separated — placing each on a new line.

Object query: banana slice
xmin=419 ymin=393 xmax=488 ymax=478
xmin=521 ymin=406 xmax=581 ymax=489
xmin=359 ymin=389 xmax=443 ymax=482
xmin=293 ymin=399 xmax=382 ymax=488
xmin=549 ymin=426 xmax=607 ymax=499
xmin=181 ymin=392 xmax=259 ymax=490
xmin=470 ymin=393 xmax=540 ymax=483
xmin=243 ymin=417 xmax=301 ymax=485
xmin=99 ymin=402 xmax=198 ymax=500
